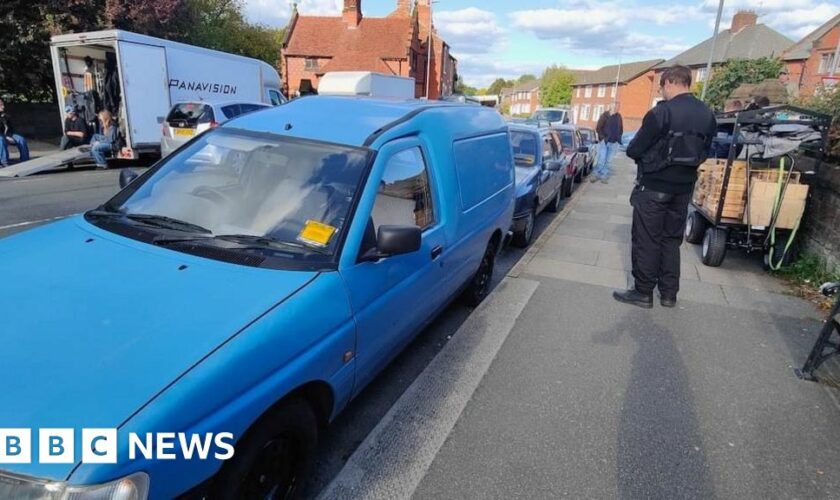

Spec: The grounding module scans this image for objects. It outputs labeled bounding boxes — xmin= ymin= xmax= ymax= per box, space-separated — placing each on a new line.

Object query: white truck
xmin=317 ymin=72 xmax=416 ymax=99
xmin=51 ymin=29 xmax=284 ymax=160
xmin=0 ymin=30 xmax=284 ymax=178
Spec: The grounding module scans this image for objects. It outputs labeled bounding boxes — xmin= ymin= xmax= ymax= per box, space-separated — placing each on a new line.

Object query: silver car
xmin=160 ymin=101 xmax=270 ymax=157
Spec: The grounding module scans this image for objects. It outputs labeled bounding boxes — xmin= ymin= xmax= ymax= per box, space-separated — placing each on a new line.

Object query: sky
xmin=243 ymin=0 xmax=840 ymax=87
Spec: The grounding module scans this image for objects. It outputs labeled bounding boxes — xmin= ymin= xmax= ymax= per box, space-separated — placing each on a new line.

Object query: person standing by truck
xmin=90 ymin=110 xmax=117 ymax=169
xmin=614 ymin=65 xmax=716 ymax=309
xmin=0 ymin=98 xmax=31 ymax=167
xmin=60 ymin=106 xmax=88 ymax=150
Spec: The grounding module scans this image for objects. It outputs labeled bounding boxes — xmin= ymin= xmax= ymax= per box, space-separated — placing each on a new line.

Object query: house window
xmin=593 ymin=104 xmax=604 ymax=120
xmin=573 ymin=105 xmax=579 ymax=122
xmin=597 ymin=84 xmax=606 ymax=97
xmin=576 ymin=87 xmax=581 ymax=98
xmin=305 ymin=58 xmax=319 ymax=71
xmin=819 ymin=53 xmax=836 ymax=74
xmin=581 ymin=104 xmax=590 ymax=120
xmin=696 ymin=67 xmax=708 ymax=83
xmin=584 ymin=85 xmax=592 ymax=98
xmin=610 ymin=85 xmax=617 ymax=98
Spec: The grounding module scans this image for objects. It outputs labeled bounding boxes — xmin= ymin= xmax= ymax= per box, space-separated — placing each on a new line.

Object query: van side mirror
xmin=156 ymin=116 xmax=164 ymax=124
xmin=119 ymin=168 xmax=139 ymax=188
xmin=546 ymin=160 xmax=563 ymax=171
xmin=360 ymin=225 xmax=421 ymax=262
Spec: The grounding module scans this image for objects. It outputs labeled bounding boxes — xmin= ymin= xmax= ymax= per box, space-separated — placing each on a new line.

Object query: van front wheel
xmin=462 ymin=241 xmax=496 ymax=307
xmin=213 ymin=399 xmax=317 ymax=499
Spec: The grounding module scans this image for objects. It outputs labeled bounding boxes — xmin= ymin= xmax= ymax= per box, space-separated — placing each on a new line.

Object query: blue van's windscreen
xmin=453 ymin=132 xmax=513 ymax=211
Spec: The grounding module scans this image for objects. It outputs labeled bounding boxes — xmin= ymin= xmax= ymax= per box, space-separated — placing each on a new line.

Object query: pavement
xmin=321 ymin=153 xmax=840 ymax=499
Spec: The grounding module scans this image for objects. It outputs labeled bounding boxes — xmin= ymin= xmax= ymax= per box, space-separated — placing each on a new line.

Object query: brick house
xmin=570 ymin=59 xmax=662 ymax=131
xmin=652 ymin=11 xmax=793 ymax=106
xmin=783 ymin=13 xmax=840 ymax=97
xmin=509 ymin=80 xmax=540 ymax=116
xmin=280 ymin=0 xmax=456 ymax=99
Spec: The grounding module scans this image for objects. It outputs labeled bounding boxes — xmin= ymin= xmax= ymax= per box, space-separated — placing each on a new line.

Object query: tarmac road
xmin=0 ymin=165 xmax=580 ymax=497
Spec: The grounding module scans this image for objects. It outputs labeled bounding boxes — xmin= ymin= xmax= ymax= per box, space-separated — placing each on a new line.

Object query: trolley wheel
xmin=685 ymin=211 xmax=707 ymax=244
xmin=764 ymin=234 xmax=797 ymax=269
xmin=701 ymin=227 xmax=727 ymax=267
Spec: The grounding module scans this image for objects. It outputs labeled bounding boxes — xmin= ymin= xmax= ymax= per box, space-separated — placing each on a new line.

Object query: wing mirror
xmin=546 ymin=160 xmax=563 ymax=172
xmin=360 ymin=225 xmax=421 ymax=262
xmin=119 ymin=168 xmax=139 ymax=188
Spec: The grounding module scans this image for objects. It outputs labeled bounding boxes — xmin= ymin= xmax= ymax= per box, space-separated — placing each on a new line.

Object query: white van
xmin=317 ymin=72 xmax=415 ymax=99
xmin=50 ymin=30 xmax=284 ymax=160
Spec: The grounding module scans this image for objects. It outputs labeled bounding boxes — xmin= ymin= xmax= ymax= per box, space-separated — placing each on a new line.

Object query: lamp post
xmin=700 ymin=0 xmax=725 ymax=101
xmin=613 ymin=47 xmax=623 ymax=106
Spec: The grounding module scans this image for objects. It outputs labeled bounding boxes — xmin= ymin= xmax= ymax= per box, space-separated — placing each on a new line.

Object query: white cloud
xmin=436 ymin=7 xmax=506 ymax=55
xmin=508 ymin=4 xmax=691 ymax=59
xmin=242 ymin=0 xmax=341 ymax=28
xmin=454 ymin=54 xmax=548 ymax=87
xmin=699 ymin=0 xmax=838 ymax=39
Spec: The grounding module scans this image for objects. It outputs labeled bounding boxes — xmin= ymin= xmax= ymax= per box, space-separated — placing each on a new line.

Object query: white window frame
xmin=576 ymin=87 xmax=581 ymax=97
xmin=581 ymin=104 xmax=590 ymax=120
xmin=610 ymin=85 xmax=617 ymax=98
xmin=593 ymin=104 xmax=603 ymax=120
xmin=597 ymin=84 xmax=606 ymax=97
xmin=584 ymin=85 xmax=592 ymax=98
xmin=819 ymin=53 xmax=836 ymax=74
xmin=696 ymin=67 xmax=708 ymax=83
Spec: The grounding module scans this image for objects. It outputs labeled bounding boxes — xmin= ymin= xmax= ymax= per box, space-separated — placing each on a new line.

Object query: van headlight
xmin=0 ymin=471 xmax=149 ymax=500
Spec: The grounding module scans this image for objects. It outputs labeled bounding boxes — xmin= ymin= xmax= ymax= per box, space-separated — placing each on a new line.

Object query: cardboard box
xmin=745 ymin=181 xmax=808 ymax=229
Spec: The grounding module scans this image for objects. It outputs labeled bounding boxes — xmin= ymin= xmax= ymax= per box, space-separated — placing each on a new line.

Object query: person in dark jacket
xmin=614 ymin=65 xmax=716 ymax=308
xmin=0 ymin=99 xmax=31 ymax=167
xmin=591 ymin=102 xmax=623 ymax=183
xmin=60 ymin=105 xmax=88 ymax=150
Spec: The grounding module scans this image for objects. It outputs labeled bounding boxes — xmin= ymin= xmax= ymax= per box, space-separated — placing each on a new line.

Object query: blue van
xmin=0 ymin=97 xmax=514 ymax=498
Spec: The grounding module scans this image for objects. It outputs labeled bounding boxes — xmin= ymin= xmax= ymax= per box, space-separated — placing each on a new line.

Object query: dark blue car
xmin=508 ymin=124 xmax=565 ymax=247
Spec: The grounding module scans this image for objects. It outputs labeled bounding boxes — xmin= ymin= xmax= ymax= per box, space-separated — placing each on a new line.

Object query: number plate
xmin=174 ymin=128 xmax=195 ymax=137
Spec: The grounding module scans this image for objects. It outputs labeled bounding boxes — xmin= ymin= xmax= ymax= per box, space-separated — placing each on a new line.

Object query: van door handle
xmin=431 ymin=245 xmax=443 ymax=260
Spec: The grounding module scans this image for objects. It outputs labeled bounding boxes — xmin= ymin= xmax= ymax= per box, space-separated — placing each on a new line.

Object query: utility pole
xmin=613 ymin=47 xmax=623 ymax=106
xmin=700 ymin=0 xmax=725 ymax=101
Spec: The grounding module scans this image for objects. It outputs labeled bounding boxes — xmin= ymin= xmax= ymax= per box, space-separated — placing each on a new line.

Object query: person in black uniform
xmin=60 ymin=105 xmax=88 ymax=150
xmin=613 ymin=65 xmax=717 ymax=308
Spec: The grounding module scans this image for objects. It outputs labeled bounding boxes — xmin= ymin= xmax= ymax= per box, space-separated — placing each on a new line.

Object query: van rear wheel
xmin=212 ymin=399 xmax=317 ymax=499
xmin=462 ymin=240 xmax=496 ymax=307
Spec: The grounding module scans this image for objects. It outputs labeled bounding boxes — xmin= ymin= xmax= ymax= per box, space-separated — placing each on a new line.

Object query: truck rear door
xmin=118 ymin=42 xmax=170 ymax=148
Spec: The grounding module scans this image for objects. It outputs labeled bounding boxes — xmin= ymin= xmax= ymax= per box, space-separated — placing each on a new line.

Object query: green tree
xmin=517 ymin=74 xmax=537 ymax=84
xmin=703 ymin=57 xmax=784 ymax=109
xmin=539 ymin=65 xmax=575 ymax=107
xmin=487 ymin=77 xmax=514 ymax=96
xmin=454 ymin=77 xmax=477 ymax=96
xmin=798 ymin=86 xmax=840 ymax=159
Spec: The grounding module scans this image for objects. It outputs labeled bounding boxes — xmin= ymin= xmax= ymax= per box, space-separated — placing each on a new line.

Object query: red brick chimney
xmin=394 ymin=0 xmax=411 ymax=16
xmin=343 ymin=0 xmax=362 ymax=28
xmin=731 ymin=10 xmax=757 ymax=34
xmin=418 ymin=0 xmax=432 ymax=30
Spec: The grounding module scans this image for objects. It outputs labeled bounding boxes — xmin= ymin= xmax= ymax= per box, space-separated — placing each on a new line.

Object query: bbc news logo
xmin=0 ymin=429 xmax=235 ymax=464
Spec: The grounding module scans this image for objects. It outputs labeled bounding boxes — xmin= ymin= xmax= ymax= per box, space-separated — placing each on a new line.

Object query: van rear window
xmin=167 ymin=103 xmax=214 ymax=127
xmin=453 ymin=133 xmax=513 ymax=211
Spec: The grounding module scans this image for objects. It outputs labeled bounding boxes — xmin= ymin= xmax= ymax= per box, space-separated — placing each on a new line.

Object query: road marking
xmin=318 ymin=277 xmax=539 ymax=500
xmin=0 ymin=215 xmax=69 ymax=231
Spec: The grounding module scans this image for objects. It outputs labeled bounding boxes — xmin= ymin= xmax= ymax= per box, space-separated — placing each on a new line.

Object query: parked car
xmin=551 ymin=124 xmax=588 ymax=183
xmin=160 ymin=100 xmax=271 ymax=157
xmin=0 ymin=97 xmax=514 ymax=498
xmin=508 ymin=123 xmax=565 ymax=247
xmin=577 ymin=126 xmax=597 ymax=174
xmin=530 ymin=107 xmax=571 ymax=125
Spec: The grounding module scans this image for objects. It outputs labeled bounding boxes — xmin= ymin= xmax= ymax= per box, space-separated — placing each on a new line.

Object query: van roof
xmin=225 ymin=96 xmax=503 ymax=148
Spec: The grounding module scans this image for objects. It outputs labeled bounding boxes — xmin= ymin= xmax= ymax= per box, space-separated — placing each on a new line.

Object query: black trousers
xmin=630 ymin=186 xmax=691 ymax=297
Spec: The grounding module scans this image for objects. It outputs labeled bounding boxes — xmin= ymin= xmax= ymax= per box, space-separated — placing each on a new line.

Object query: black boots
xmin=660 ymin=296 xmax=677 ymax=308
xmin=612 ymin=288 xmax=654 ymax=309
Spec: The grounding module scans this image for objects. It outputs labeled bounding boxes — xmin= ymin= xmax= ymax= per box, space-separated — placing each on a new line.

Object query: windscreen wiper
xmin=214 ymin=234 xmax=328 ymax=254
xmin=126 ymin=214 xmax=212 ymax=234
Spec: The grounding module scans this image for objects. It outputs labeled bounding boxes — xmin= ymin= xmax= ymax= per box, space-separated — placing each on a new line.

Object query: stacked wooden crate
xmin=694 ymin=159 xmax=748 ymax=221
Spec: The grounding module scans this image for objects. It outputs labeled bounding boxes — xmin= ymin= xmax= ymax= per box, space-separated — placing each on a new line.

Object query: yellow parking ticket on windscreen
xmin=298 ymin=220 xmax=337 ymax=248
